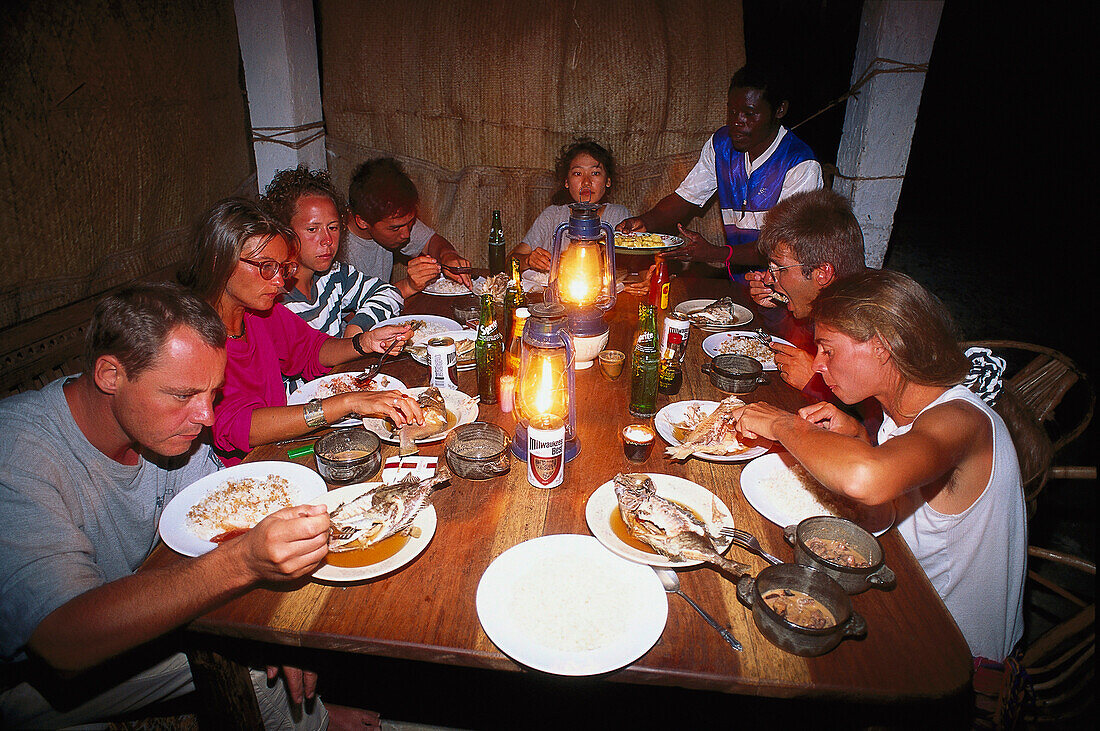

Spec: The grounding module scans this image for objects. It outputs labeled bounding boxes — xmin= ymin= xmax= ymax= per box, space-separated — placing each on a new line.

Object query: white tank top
xmin=878 ymin=385 xmax=1026 ymax=660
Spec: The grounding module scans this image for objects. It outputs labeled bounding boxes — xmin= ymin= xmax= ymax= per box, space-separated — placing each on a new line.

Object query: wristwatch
xmin=303 ymin=398 xmax=327 ymax=429
xmin=352 ymin=332 xmax=369 ymax=357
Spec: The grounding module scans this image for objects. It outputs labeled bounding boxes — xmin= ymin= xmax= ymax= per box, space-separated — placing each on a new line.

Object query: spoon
xmin=654 ymin=568 xmax=742 ymax=652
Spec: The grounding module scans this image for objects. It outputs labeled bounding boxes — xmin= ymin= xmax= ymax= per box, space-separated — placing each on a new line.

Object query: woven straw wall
xmin=320 ymin=0 xmax=744 ymax=267
xmin=0 ymin=0 xmax=252 ymax=330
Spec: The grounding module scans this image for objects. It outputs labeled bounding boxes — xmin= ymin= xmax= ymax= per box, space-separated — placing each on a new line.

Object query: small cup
xmin=622 ymin=424 xmax=655 ymax=463
xmin=598 ymin=350 xmax=626 ymax=380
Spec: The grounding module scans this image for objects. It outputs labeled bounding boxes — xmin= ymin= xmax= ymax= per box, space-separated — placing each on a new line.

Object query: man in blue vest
xmin=618 ymin=66 xmax=822 ymax=275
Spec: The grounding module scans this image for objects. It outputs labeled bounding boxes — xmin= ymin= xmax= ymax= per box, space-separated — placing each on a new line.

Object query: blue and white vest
xmin=712 ymin=126 xmax=816 ymax=249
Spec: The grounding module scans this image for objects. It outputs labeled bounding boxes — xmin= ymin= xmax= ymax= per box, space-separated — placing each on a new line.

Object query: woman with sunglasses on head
xmin=179 ymin=198 xmax=422 ymax=466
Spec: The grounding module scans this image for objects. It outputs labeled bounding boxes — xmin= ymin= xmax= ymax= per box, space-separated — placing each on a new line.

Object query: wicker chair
xmin=963 ymin=341 xmax=1095 ymax=514
xmin=974 ymin=546 xmax=1095 ymax=727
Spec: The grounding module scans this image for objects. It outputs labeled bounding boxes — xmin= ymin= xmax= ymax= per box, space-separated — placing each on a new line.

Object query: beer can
xmin=527 ymin=414 xmax=565 ymax=489
xmin=660 ymin=315 xmax=690 ymax=356
xmin=427 ymin=337 xmax=458 ymax=390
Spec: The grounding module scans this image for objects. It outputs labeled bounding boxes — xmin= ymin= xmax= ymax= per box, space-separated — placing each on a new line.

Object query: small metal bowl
xmin=784 ymin=516 xmax=895 ymax=594
xmin=701 ymin=354 xmax=769 ymax=394
xmin=444 ymin=422 xmax=512 ymax=480
xmin=737 ymin=563 xmax=867 ymax=656
xmin=315 ymin=428 xmax=381 ymax=485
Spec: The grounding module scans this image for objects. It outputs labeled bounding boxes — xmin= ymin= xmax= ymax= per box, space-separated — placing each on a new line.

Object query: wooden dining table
xmin=146 ymin=273 xmax=972 ymax=726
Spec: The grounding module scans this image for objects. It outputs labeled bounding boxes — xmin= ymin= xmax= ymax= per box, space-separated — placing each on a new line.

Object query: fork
xmin=752 ymin=328 xmax=773 ymax=347
xmin=330 ymin=525 xmax=356 ymax=542
xmin=720 ymin=526 xmax=783 ymax=565
xmin=441 ymin=263 xmax=475 ymax=274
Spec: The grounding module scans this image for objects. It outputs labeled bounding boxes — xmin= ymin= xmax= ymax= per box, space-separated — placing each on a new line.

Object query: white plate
xmin=653 ymin=400 xmax=771 ymax=462
xmin=287 ymin=373 xmax=407 ymax=428
xmin=476 ymin=534 xmax=667 ymax=676
xmin=409 ymin=329 xmax=477 ymax=372
xmin=308 ymin=482 xmax=437 ymax=582
xmin=520 ymin=270 xmax=548 ymax=292
xmin=374 ymin=314 xmax=462 ymax=348
xmin=422 ymin=277 xmax=472 ymax=296
xmin=740 ymin=452 xmax=896 ymax=536
xmin=614 ymin=232 xmax=685 ymax=254
xmin=584 ymin=474 xmax=735 ymax=568
xmin=362 ymin=386 xmax=479 ymax=444
xmin=673 ymin=299 xmax=753 ymax=330
xmin=159 ymin=461 xmax=327 ymax=557
xmin=701 ymin=330 xmax=795 ymax=370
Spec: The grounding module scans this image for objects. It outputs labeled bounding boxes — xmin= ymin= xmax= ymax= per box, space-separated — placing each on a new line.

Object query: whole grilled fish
xmin=328 ymin=465 xmax=452 ymax=552
xmin=689 ymin=297 xmax=740 ymax=326
xmin=613 ymin=473 xmax=750 ymax=577
xmin=666 ymin=396 xmax=746 ymax=460
xmin=398 ymin=387 xmax=450 ymax=455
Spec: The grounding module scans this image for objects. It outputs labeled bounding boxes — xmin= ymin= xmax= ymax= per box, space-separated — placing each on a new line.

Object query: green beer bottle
xmin=474 ymin=294 xmax=504 ymax=404
xmin=502 ymin=257 xmax=526 ymax=348
xmin=488 ymin=210 xmax=506 ymax=275
xmin=629 ymin=304 xmax=659 ymax=417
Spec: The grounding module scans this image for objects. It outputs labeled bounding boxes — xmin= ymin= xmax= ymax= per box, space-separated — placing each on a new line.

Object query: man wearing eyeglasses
xmin=745 ymin=189 xmax=866 ymax=391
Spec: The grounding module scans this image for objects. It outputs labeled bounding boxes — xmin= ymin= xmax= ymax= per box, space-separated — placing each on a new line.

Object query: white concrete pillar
xmin=835 ymin=0 xmax=943 ymax=268
xmin=233 ymin=0 xmax=326 ymax=192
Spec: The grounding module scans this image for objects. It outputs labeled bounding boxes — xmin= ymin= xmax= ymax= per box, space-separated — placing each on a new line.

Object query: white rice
xmin=761 ymin=464 xmax=861 ymax=523
xmin=716 ymin=336 xmax=774 ymax=363
xmin=425 ymin=277 xmax=471 ymax=295
xmin=186 ymin=475 xmax=295 ymax=540
xmin=507 ymin=555 xmax=645 ymax=652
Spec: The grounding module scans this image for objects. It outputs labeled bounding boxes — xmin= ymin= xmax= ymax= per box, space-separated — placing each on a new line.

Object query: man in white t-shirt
xmin=618 ymin=66 xmax=822 ymax=273
xmin=345 ymin=158 xmax=471 ymax=299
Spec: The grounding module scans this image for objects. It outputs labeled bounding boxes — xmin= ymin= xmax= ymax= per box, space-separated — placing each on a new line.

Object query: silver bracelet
xmin=303 ymin=398 xmax=327 ymax=429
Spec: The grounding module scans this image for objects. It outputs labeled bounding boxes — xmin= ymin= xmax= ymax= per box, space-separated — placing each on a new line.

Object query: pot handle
xmin=757 ymin=372 xmax=770 ymax=385
xmin=700 ymin=362 xmax=714 ymax=376
xmin=493 ymin=451 xmax=513 ymax=474
xmin=842 ymin=610 xmax=868 ymax=640
xmin=867 ymin=564 xmax=896 ymax=590
xmin=782 ymin=524 xmax=798 ymax=546
xmin=735 ymin=575 xmax=756 ymax=608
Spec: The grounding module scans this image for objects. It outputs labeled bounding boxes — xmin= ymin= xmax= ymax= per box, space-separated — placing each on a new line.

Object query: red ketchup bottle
xmin=648 ymin=254 xmax=670 ymax=310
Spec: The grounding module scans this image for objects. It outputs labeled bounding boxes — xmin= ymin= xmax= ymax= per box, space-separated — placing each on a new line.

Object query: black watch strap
xmin=352 ymin=332 xmax=369 ymax=356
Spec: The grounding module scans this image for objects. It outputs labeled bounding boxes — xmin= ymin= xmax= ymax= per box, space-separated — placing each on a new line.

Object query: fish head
xmin=613 ymin=473 xmax=656 ymax=509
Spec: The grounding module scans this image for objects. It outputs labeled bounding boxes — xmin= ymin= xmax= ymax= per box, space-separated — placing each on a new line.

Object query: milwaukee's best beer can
xmin=527 ymin=414 xmax=565 ymax=489
xmin=426 ymin=337 xmax=458 ymax=390
xmin=660 ymin=315 xmax=690 ymax=355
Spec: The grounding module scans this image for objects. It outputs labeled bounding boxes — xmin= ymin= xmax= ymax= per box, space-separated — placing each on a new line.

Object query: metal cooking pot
xmin=736 ymin=563 xmax=867 ymax=656
xmin=784 ymin=516 xmax=896 ymax=595
xmin=701 ymin=354 xmax=769 ymax=394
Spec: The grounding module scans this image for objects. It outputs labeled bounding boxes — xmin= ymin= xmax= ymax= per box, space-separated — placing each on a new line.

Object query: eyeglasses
xmin=765 ymin=262 xmax=802 ymax=280
xmin=239 ymin=257 xmax=298 ymax=281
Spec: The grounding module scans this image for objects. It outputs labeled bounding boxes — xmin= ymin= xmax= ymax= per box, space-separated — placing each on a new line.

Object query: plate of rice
xmin=422 ymin=276 xmax=472 ymax=296
xmin=159 ymin=461 xmax=327 ymax=557
xmin=701 ymin=331 xmax=795 ymax=369
xmin=739 ymin=453 xmax=895 ymax=535
xmin=476 ymin=534 xmax=667 ymax=675
xmin=288 ymin=373 xmax=406 ymax=428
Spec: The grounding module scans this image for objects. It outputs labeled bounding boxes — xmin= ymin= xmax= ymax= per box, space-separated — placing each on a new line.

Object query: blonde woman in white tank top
xmin=732 ymin=270 xmax=1026 ymax=661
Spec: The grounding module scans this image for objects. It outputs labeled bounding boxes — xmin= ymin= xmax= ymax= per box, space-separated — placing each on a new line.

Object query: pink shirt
xmin=213 ymin=303 xmax=330 ymax=465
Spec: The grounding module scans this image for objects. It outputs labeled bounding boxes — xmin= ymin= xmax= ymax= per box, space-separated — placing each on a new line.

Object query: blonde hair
xmin=812 ymin=269 xmax=969 ymax=389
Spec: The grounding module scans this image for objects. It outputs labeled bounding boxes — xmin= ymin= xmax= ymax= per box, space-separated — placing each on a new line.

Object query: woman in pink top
xmin=179 ymin=198 xmax=423 ymax=465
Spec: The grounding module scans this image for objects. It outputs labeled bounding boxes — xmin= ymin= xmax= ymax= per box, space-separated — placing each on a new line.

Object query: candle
xmin=499 ymin=375 xmax=515 ymax=413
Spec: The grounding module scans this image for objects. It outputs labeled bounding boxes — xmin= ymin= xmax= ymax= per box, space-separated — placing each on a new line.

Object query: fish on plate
xmin=613 ymin=474 xmax=750 ymax=576
xmin=665 ymin=396 xmax=747 ymax=460
xmin=687 ymin=297 xmax=741 ymax=326
xmin=328 ymin=466 xmax=452 ymax=552
xmin=397 ymin=387 xmax=450 ymax=454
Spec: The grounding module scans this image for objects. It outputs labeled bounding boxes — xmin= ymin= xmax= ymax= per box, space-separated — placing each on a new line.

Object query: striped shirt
xmin=282 ymin=262 xmax=403 ymax=395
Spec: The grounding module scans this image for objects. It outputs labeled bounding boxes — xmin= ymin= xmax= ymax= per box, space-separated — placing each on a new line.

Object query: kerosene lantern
xmin=546 ymin=202 xmax=616 ymax=369
xmin=510 ymin=302 xmax=579 ymax=462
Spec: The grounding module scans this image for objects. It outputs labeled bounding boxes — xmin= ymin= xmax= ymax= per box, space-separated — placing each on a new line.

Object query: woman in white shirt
xmin=733 ymin=269 xmax=1026 ymax=661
